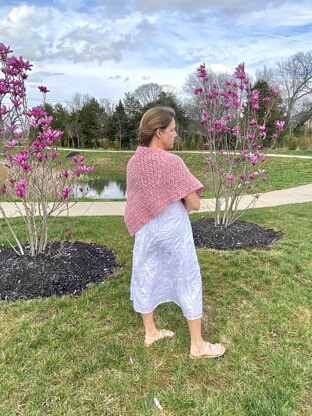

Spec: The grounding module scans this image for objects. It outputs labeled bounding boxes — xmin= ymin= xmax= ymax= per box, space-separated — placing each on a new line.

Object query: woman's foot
xmin=144 ymin=329 xmax=175 ymax=347
xmin=189 ymin=342 xmax=225 ymax=359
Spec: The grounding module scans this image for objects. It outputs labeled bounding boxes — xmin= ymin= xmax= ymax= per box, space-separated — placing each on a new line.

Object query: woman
xmin=124 ymin=107 xmax=225 ymax=359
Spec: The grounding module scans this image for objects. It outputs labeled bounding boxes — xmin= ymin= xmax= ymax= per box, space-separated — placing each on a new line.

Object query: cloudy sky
xmin=1 ymin=0 xmax=312 ymax=106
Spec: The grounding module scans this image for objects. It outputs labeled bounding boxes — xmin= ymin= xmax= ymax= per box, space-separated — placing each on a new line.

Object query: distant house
xmin=289 ymin=111 xmax=312 ymax=132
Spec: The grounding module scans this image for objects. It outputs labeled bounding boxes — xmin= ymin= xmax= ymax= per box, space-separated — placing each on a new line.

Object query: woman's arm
xmin=183 ymin=191 xmax=200 ymax=212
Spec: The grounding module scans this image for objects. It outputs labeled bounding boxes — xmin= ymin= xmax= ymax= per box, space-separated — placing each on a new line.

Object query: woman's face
xmin=158 ymin=119 xmax=177 ymax=150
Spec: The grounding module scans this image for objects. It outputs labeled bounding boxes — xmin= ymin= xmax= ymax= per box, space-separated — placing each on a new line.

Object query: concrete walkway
xmin=1 ymin=183 xmax=311 ymax=218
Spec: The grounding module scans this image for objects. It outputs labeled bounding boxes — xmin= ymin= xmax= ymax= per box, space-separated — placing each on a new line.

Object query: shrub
xmin=286 ymin=134 xmax=298 ymax=150
xmin=299 ymin=132 xmax=311 ymax=150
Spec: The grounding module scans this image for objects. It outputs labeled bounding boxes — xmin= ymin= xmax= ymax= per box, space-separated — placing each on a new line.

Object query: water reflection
xmin=73 ymin=178 xmax=127 ymax=199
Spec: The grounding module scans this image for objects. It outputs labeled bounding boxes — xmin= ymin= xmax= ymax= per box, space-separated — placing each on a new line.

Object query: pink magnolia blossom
xmin=5 ymin=139 xmax=18 ymax=148
xmin=1 ymin=105 xmax=8 ymax=115
xmin=269 ymin=86 xmax=280 ymax=96
xmin=14 ymin=132 xmax=23 ymax=140
xmin=35 ymin=152 xmax=43 ymax=162
xmin=26 ymin=107 xmax=46 ymax=118
xmin=0 ymin=43 xmax=12 ymax=54
xmin=21 ymin=162 xmax=30 ymax=172
xmin=194 ymin=87 xmax=203 ymax=95
xmin=274 ymin=120 xmax=285 ymax=133
xmin=250 ymin=89 xmax=259 ymax=103
xmin=61 ymin=187 xmax=71 ymax=199
xmin=49 ymin=150 xmax=59 ymax=159
xmin=231 ymin=126 xmax=240 ymax=137
xmin=81 ymin=165 xmax=94 ymax=173
xmin=10 ymin=151 xmax=29 ymax=166
xmin=38 ymin=115 xmax=53 ymax=125
xmin=43 ymin=127 xmax=63 ymax=142
xmin=12 ymin=99 xmax=21 ymax=108
xmin=28 ymin=119 xmax=42 ymax=129
xmin=15 ymin=178 xmax=27 ymax=198
xmin=72 ymin=155 xmax=85 ymax=165
xmin=234 ymin=63 xmax=249 ymax=84
xmin=38 ymin=85 xmax=50 ymax=94
xmin=73 ymin=167 xmax=81 ymax=177
xmin=31 ymin=140 xmax=45 ymax=151
xmin=200 ymin=110 xmax=210 ymax=125
xmin=7 ymin=124 xmax=18 ymax=132
xmin=197 ymin=63 xmax=207 ymax=78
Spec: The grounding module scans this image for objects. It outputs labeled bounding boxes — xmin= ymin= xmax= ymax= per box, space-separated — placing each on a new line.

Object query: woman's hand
xmin=183 ymin=191 xmax=200 ymax=212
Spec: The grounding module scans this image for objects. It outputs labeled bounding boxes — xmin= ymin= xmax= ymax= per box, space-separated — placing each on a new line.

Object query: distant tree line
xmin=41 ymin=49 xmax=312 ymax=150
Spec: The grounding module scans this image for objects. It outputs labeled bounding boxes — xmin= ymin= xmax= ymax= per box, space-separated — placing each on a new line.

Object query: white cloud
xmin=0 ymin=0 xmax=311 ymax=104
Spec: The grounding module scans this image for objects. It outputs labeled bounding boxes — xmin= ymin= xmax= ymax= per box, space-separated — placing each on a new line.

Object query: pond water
xmin=73 ymin=178 xmax=127 ymax=199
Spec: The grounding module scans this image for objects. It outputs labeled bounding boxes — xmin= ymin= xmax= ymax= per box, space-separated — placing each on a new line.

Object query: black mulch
xmin=0 ymin=241 xmax=117 ymax=302
xmin=0 ymin=220 xmax=283 ymax=302
xmin=191 ymin=218 xmax=283 ymax=250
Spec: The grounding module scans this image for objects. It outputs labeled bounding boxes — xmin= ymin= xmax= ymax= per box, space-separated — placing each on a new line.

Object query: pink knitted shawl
xmin=124 ymin=146 xmax=204 ymax=236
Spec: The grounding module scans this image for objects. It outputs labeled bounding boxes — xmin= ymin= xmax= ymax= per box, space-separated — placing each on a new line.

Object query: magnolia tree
xmin=0 ymin=43 xmax=94 ymax=256
xmin=194 ymin=63 xmax=285 ymax=228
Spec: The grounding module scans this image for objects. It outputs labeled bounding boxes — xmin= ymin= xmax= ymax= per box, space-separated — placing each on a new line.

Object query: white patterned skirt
xmin=130 ymin=200 xmax=203 ymax=320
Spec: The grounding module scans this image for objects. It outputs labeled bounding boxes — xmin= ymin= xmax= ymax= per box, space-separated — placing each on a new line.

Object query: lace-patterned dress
xmin=130 ymin=200 xmax=203 ymax=320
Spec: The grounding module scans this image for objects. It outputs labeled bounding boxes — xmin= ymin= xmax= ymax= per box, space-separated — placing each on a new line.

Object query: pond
xmin=73 ymin=178 xmax=127 ymax=199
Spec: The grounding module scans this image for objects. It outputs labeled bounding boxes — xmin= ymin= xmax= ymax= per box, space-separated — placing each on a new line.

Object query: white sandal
xmin=189 ymin=342 xmax=225 ymax=359
xmin=144 ymin=329 xmax=175 ymax=347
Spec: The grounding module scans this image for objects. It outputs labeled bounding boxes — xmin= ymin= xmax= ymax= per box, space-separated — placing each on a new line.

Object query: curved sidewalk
xmin=0 ymin=183 xmax=311 ymax=218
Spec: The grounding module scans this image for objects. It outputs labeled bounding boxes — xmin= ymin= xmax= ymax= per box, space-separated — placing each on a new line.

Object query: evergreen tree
xmin=79 ymin=98 xmax=107 ymax=148
xmin=107 ymin=100 xmax=131 ymax=149
xmin=123 ymin=92 xmax=142 ymax=144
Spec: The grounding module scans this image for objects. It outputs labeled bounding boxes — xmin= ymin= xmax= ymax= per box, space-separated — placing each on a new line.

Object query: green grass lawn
xmin=0 ymin=202 xmax=311 ymax=415
xmin=268 ymin=149 xmax=312 ymax=156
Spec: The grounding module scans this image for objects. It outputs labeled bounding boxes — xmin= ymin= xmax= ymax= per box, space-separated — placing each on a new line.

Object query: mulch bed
xmin=0 ymin=241 xmax=117 ymax=302
xmin=0 ymin=220 xmax=283 ymax=302
xmin=191 ymin=218 xmax=283 ymax=250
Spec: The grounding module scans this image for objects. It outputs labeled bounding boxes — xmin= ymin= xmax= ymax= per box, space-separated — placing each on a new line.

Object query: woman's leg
xmin=187 ymin=318 xmax=206 ymax=351
xmin=187 ymin=317 xmax=226 ymax=358
xmin=142 ymin=312 xmax=175 ymax=346
xmin=141 ymin=311 xmax=158 ymax=337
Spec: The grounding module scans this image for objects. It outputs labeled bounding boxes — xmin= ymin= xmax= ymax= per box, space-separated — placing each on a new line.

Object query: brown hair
xmin=138 ymin=107 xmax=175 ymax=146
